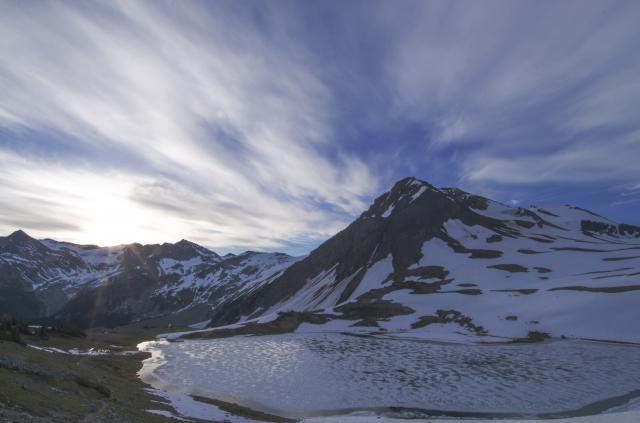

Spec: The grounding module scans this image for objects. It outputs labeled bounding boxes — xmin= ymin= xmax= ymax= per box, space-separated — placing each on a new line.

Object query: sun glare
xmin=80 ymin=185 xmax=153 ymax=246
xmin=20 ymin=166 xmax=181 ymax=246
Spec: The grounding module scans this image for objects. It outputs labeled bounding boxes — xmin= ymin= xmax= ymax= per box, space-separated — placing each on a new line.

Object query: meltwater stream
xmin=139 ymin=333 xmax=640 ymax=419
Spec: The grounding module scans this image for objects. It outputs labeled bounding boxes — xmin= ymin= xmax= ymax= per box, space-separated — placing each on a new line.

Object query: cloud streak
xmin=0 ymin=1 xmax=378 ymax=252
xmin=382 ymin=0 xmax=640 ymax=186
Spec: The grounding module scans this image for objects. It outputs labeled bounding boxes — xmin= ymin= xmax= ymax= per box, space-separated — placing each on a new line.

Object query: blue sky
xmin=0 ymin=0 xmax=639 ymax=255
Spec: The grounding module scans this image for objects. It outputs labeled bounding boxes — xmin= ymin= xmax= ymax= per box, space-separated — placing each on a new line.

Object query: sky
xmin=1 ymin=0 xmax=639 ymax=255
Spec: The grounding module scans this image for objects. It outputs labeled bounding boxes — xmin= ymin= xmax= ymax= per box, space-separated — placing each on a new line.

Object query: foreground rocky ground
xmin=0 ymin=328 xmax=189 ymax=422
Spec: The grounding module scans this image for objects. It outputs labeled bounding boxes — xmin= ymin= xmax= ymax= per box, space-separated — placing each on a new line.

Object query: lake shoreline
xmin=137 ymin=333 xmax=640 ymax=422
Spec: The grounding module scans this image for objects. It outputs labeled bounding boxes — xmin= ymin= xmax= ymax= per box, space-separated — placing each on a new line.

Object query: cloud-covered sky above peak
xmin=1 ymin=0 xmax=639 ymax=254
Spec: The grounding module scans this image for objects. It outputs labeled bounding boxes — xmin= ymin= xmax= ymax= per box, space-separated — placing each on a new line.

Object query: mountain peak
xmin=391 ymin=177 xmax=433 ymax=192
xmin=175 ymin=239 xmax=198 ymax=247
xmin=1 ymin=229 xmax=48 ymax=255
xmin=360 ymin=177 xmax=437 ymax=219
xmin=8 ymin=229 xmax=32 ymax=241
xmin=167 ymin=238 xmax=220 ymax=260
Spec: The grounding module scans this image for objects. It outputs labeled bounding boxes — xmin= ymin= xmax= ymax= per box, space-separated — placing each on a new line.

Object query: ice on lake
xmin=139 ymin=333 xmax=640 ymax=419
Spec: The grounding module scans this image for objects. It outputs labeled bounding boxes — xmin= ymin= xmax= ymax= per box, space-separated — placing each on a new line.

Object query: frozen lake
xmin=139 ymin=333 xmax=640 ymax=419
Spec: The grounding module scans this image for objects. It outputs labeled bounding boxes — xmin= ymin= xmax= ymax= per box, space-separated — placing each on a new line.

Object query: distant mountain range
xmin=0 ymin=230 xmax=297 ymax=328
xmin=2 ymin=177 xmax=640 ymax=342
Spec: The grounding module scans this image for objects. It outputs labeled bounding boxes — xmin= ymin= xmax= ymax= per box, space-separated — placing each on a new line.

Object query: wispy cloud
xmin=382 ymin=0 xmax=640 ymax=186
xmin=0 ymin=1 xmax=378 ymax=252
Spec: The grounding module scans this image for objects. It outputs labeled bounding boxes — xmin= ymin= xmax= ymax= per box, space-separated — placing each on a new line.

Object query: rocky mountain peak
xmin=360 ymin=177 xmax=436 ymax=220
xmin=0 ymin=229 xmax=48 ymax=255
xmin=172 ymin=239 xmax=220 ymax=260
xmin=9 ymin=229 xmax=30 ymax=239
xmin=6 ymin=229 xmax=40 ymax=245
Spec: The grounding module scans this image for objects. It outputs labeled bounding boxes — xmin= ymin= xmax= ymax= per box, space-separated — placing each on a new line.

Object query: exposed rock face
xmin=209 ymin=178 xmax=509 ymax=325
xmin=207 ymin=177 xmax=640 ymax=343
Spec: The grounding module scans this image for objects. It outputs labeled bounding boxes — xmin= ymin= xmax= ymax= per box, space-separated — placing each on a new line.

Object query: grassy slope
xmin=0 ymin=328 xmax=188 ymax=422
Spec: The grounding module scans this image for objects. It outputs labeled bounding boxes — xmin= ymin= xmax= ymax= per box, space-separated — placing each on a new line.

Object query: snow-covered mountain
xmin=206 ymin=177 xmax=640 ymax=343
xmin=0 ymin=230 xmax=298 ymax=327
xmin=0 ymin=230 xmax=123 ymax=318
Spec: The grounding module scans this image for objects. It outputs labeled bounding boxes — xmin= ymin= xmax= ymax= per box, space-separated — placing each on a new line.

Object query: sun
xmin=26 ymin=167 xmax=175 ymax=246
xmin=80 ymin=189 xmax=153 ymax=246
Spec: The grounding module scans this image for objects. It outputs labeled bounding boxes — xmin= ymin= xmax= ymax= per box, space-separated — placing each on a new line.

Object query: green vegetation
xmin=0 ymin=325 xmax=188 ymax=422
xmin=51 ymin=322 xmax=87 ymax=338
xmin=0 ymin=318 xmax=27 ymax=344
